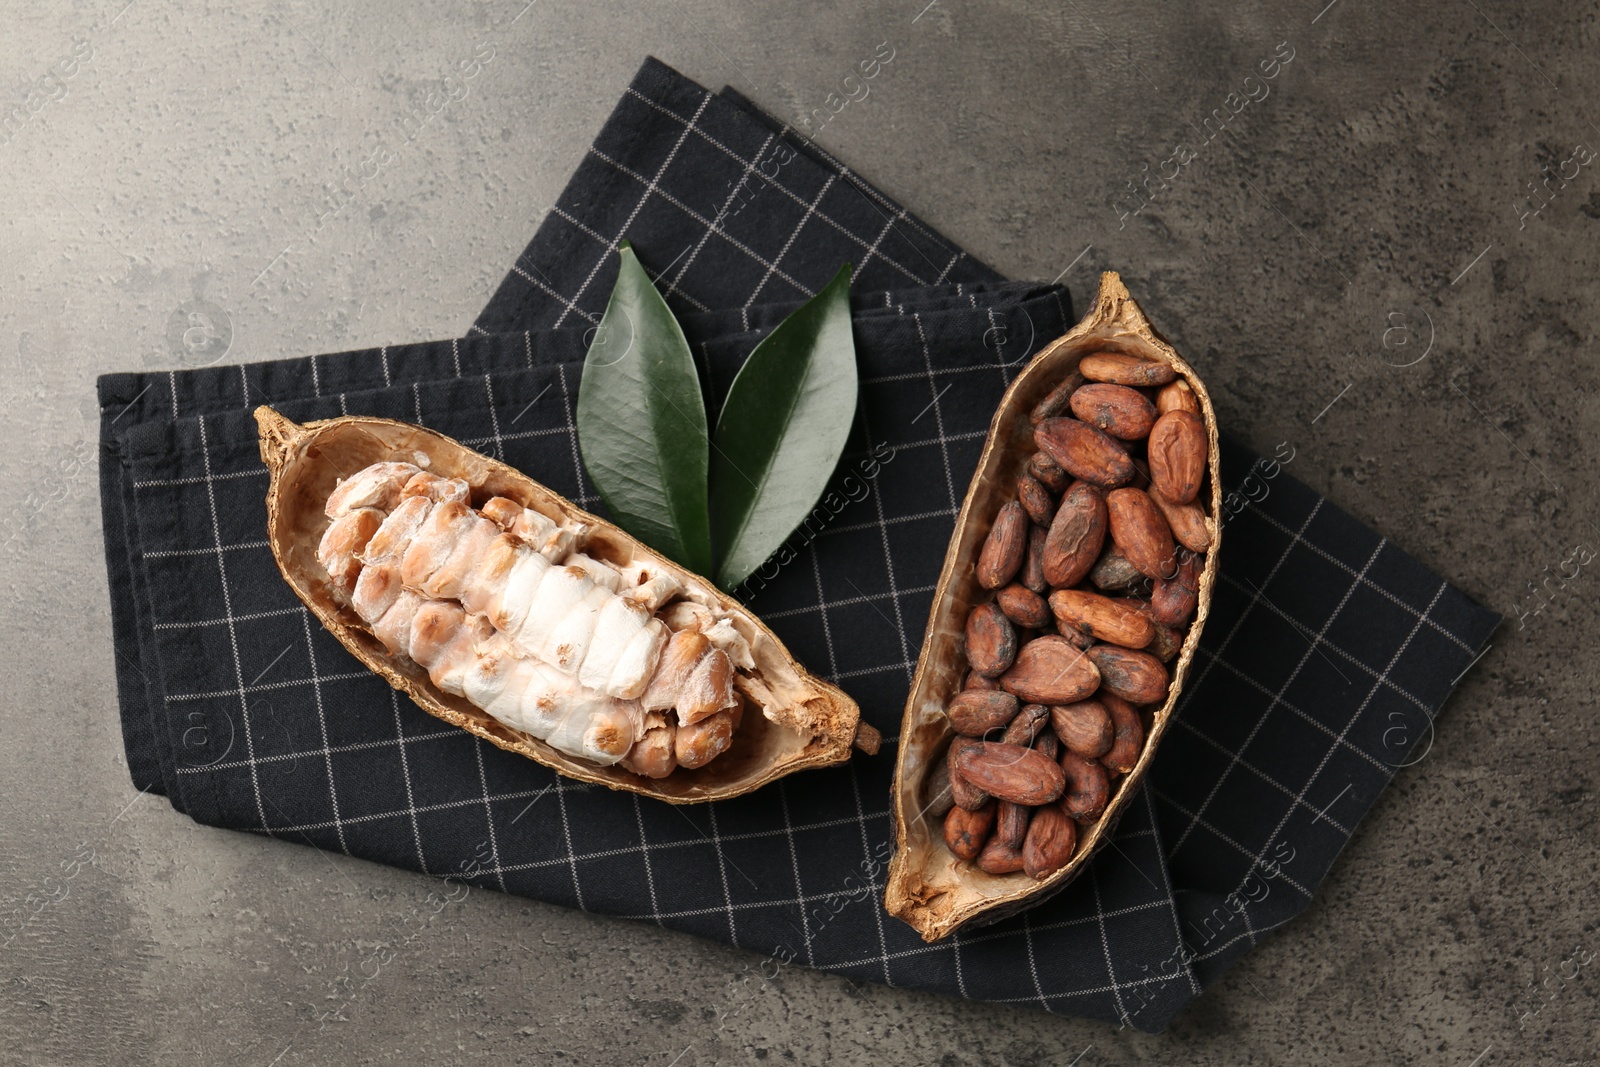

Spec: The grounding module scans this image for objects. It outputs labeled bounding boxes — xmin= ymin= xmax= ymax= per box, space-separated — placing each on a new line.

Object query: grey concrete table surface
xmin=1 ymin=1 xmax=1594 ymax=1063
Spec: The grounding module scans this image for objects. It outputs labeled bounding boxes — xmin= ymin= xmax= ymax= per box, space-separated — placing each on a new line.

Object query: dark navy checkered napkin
xmin=96 ymin=58 xmax=1498 ymax=1031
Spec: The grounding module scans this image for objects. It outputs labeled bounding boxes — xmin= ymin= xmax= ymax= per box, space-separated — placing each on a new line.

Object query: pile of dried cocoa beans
xmin=927 ymin=352 xmax=1211 ymax=881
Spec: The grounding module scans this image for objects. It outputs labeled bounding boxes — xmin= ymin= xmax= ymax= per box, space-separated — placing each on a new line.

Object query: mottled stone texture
xmin=1 ymin=1 xmax=1594 ymax=1063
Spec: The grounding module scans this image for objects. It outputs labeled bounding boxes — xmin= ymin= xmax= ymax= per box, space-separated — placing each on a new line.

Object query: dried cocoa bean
xmin=1069 ymin=383 xmax=1158 ymax=440
xmin=1048 ymin=588 xmax=1155 ymax=649
xmin=964 ymin=670 xmax=1002 ymax=691
xmin=1035 ymin=418 xmax=1136 ymax=489
xmin=996 ymin=583 xmax=1052 ymax=628
xmin=924 ymin=757 xmax=955 ymax=819
xmin=1042 ymin=481 xmax=1107 ymax=588
xmin=1016 ymin=472 xmax=1056 ymax=527
xmin=953 ymin=741 xmax=1068 ymax=806
xmin=947 ymin=689 xmax=1020 ymax=738
xmin=1101 ymin=693 xmax=1145 ymax=774
xmin=1051 ymin=699 xmax=1114 ymax=758
xmin=1147 ymin=621 xmax=1183 ymax=662
xmin=948 ymin=737 xmax=990 ymax=810
xmin=1029 ymin=450 xmax=1070 ymax=494
xmin=1021 ymin=524 xmax=1048 ymax=593
xmin=1149 ymin=485 xmax=1211 ymax=553
xmin=996 ymin=800 xmax=1032 ymax=848
xmin=1022 ymin=803 xmax=1078 ymax=880
xmin=1155 ymin=378 xmax=1200 ymax=415
xmin=1147 ymin=409 xmax=1206 ymax=504
xmin=965 ymin=601 xmax=1017 ymax=677
xmin=1150 ymin=551 xmax=1201 ymax=626
xmin=976 ymin=836 xmax=1027 ymax=874
xmin=944 ymin=800 xmax=996 ymax=861
xmin=1079 ymin=351 xmax=1177 ymax=387
xmin=1086 ymin=645 xmax=1170 ymax=705
xmin=977 ymin=501 xmax=1029 ymax=590
xmin=1029 ymin=371 xmax=1085 ymax=425
xmin=999 ymin=635 xmax=1101 ymax=705
xmin=1106 ymin=487 xmax=1177 ymax=581
xmin=1088 ymin=543 xmax=1146 ymax=592
xmin=1001 ymin=702 xmax=1051 ymax=747
xmin=1060 ymin=750 xmax=1110 ymax=821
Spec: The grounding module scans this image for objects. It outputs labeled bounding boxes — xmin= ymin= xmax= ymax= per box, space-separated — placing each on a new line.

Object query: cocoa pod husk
xmin=1106 ymin=487 xmax=1177 ymax=581
xmin=1001 ymin=702 xmax=1052 ymax=747
xmin=944 ymin=800 xmax=996 ymax=861
xmin=1150 ymin=551 xmax=1201 ymax=626
xmin=1149 ymin=484 xmax=1212 ymax=553
xmin=1060 ymin=749 xmax=1110 ymax=820
xmin=953 ymin=741 xmax=1068 ymax=806
xmin=1085 ymin=645 xmax=1170 ymax=705
xmin=1101 ymin=693 xmax=1145 ymax=774
xmin=1147 ymin=409 xmax=1207 ymax=504
xmin=1016 ymin=472 xmax=1056 ymax=527
xmin=1051 ymin=699 xmax=1114 ymax=758
xmin=999 ymin=635 xmax=1101 ymax=705
xmin=965 ymin=601 xmax=1018 ymax=677
xmin=947 ymin=689 xmax=1020 ymax=738
xmin=1079 ymin=351 xmax=1177 ymax=387
xmin=1048 ymin=588 xmax=1154 ymax=649
xmin=996 ymin=800 xmax=1032 ymax=849
xmin=1022 ymin=803 xmax=1078 ymax=880
xmin=996 ymin=583 xmax=1052 ymax=629
xmin=1034 ymin=417 xmax=1136 ymax=489
xmin=976 ymin=501 xmax=1029 ymax=590
xmin=1069 ymin=383 xmax=1158 ymax=441
xmin=1042 ymin=481 xmax=1107 ymax=588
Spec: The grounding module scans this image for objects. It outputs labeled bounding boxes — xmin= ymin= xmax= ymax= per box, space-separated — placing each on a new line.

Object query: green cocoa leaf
xmin=576 ymin=242 xmax=714 ymax=576
xmin=711 ymin=263 xmax=858 ymax=590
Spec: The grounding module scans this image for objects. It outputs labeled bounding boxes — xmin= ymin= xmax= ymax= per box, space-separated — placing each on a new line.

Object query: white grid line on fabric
xmin=616 ymin=884 xmax=902 ymax=924
xmin=1189 ymin=651 xmax=1400 ymax=774
xmin=555 ymin=93 xmax=713 ymax=330
xmin=777 ymin=781 xmax=816 ymax=968
xmin=551 ymin=774 xmax=586 ymax=910
xmin=632 ymin=794 xmax=664 ymax=924
xmin=706 ymin=803 xmax=740 ymax=948
xmin=1169 ymin=539 xmax=1386 ymax=857
xmin=1215 ymin=570 xmax=1436 ymax=714
xmin=664 ymin=129 xmax=777 ymax=301
xmin=553 ymin=363 xmax=600 ymax=509
xmin=1089 ymin=863 xmax=1133 ymax=1027
xmin=380 ymin=346 xmax=392 ymax=386
xmin=143 ymin=540 xmax=270 ymax=559
xmin=300 ymin=611 xmax=351 ymax=855
xmin=239 ymin=364 xmax=251 ymax=408
xmin=587 ymin=146 xmax=819 ymax=303
xmin=457 ymin=425 xmax=579 ymax=449
xmin=1223 ymin=579 xmax=1451 ymax=953
xmin=620 ymin=87 xmax=931 ymax=288
xmin=1149 ymin=787 xmax=1316 ymax=899
xmin=310 ymin=354 xmax=323 ymax=396
xmin=744 ymin=171 xmax=837 ymax=309
xmin=472 ymin=737 xmax=509 ymax=892
xmin=830 ymin=660 xmax=917 ymax=681
xmin=811 ymin=897 xmax=1171 ymax=974
xmin=1169 ymin=716 xmax=1355 ymax=834
xmin=450 ymin=338 xmax=463 ymax=377
xmin=1171 ymin=500 xmax=1325 ymax=718
xmin=1247 ymin=504 xmax=1477 ymax=654
xmin=175 ymin=724 xmax=466 ymax=774
xmin=1022 ymin=911 xmax=1049 ymax=1007
xmin=154 ymin=606 xmax=306 ymax=631
xmin=388 ymin=689 xmax=431 ymax=876
xmin=816 ymin=507 xmax=960 ymax=540
xmin=167 ymin=370 xmax=179 ymax=419
xmin=758 ymin=583 xmax=939 ymax=620
xmin=166 ymin=671 xmax=372 ymax=703
xmin=545 ymin=206 xmax=714 ymax=314
xmin=195 ymin=415 xmax=270 ymax=832
xmin=1143 ymin=788 xmax=1203 ymax=997
xmin=482 ymin=375 xmax=505 ymax=460
xmin=856 ymin=401 xmax=919 ymax=683
xmin=1185 ymin=914 xmax=1299 ymax=967
xmin=133 ymin=468 xmax=267 ymax=489
xmin=803 ymin=547 xmax=893 ymax=979
xmin=505 ymin=256 xmax=603 ymax=326
xmin=855 ymin=208 xmax=909 ymax=282
xmin=911 ymin=313 xmax=961 ymax=516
